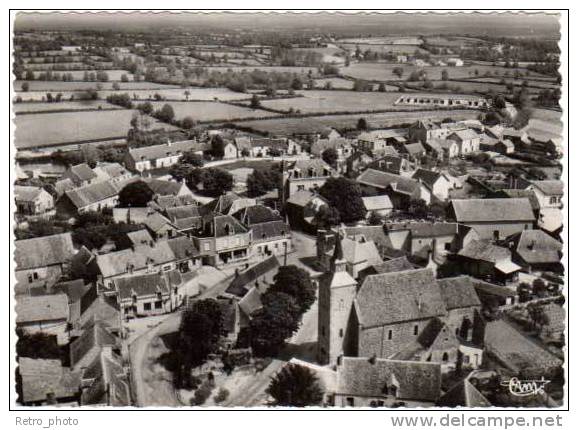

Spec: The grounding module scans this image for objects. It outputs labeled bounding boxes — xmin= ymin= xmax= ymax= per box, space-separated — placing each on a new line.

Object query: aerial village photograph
xmin=10 ymin=10 xmax=566 ymax=410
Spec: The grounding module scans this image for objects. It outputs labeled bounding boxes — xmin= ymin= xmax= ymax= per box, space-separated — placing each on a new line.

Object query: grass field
xmin=257 ymin=90 xmax=425 ymax=114
xmin=13 ymin=80 xmax=179 ymax=93
xmin=313 ymin=77 xmax=355 ymax=89
xmin=13 ymin=86 xmax=253 ymax=102
xmin=338 ymin=37 xmax=422 ymax=45
xmin=147 ymin=101 xmax=280 ymax=122
xmin=201 ymin=66 xmax=319 ymax=76
xmin=234 ymin=109 xmax=481 ymax=135
xmin=340 ymin=43 xmax=428 ymax=55
xmin=464 ymin=76 xmax=560 ymax=89
xmin=14 ymin=110 xmax=177 ymax=149
xmin=423 ymin=36 xmax=488 ymax=47
xmin=13 ymin=100 xmax=122 ymax=114
xmin=340 ymin=63 xmax=546 ymax=82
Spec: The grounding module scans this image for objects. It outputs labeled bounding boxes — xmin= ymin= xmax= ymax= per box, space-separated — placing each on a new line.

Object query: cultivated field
xmin=14 ymin=110 xmax=176 ymax=149
xmin=257 ymin=90 xmax=426 ymax=114
xmin=28 ymin=69 xmax=134 ymax=81
xmin=234 ymin=109 xmax=481 ymax=135
xmin=201 ymin=66 xmax=319 ymax=76
xmin=13 ymin=100 xmax=122 ymax=114
xmin=13 ymin=86 xmax=253 ymax=102
xmin=13 ymin=80 xmax=179 ymax=93
xmin=340 ymin=63 xmax=546 ymax=82
xmin=340 ymin=43 xmax=428 ymax=55
xmin=147 ymin=101 xmax=280 ymax=122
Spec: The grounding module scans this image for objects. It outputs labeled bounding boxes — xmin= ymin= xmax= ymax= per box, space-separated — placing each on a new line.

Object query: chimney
xmin=528 ymin=240 xmax=535 ymax=251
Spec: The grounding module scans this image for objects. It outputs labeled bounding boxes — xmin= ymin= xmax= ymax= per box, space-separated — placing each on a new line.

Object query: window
xmin=414 ymin=325 xmax=419 ymax=336
xmin=445 ymin=242 xmax=451 ymax=251
xmin=321 ymin=326 xmax=325 ymax=336
xmin=388 ymin=329 xmax=393 ymax=340
xmin=28 ymin=274 xmax=33 ymax=283
xmin=346 ymin=397 xmax=355 ymax=407
xmin=155 ymin=301 xmax=162 ymax=309
xmin=204 ymin=243 xmax=210 ymax=251
xmin=163 ymin=265 xmax=171 ymax=271
xmin=297 ymin=185 xmax=305 ymax=191
xmin=493 ymin=230 xmax=500 ymax=240
xmin=442 ymin=352 xmax=449 ymax=362
xmin=33 ymin=272 xmax=38 ymax=280
xmin=124 ymin=307 xmax=130 ymax=314
xmin=339 ymin=329 xmax=344 ymax=338
xmin=144 ymin=302 xmax=152 ymax=311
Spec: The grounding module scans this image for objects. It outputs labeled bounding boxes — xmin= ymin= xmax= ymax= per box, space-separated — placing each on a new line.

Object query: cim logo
xmin=501 ymin=377 xmax=551 ymax=397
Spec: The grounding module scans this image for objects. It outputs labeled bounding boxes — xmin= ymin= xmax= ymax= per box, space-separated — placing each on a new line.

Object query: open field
xmin=14 ymin=80 xmax=179 ymax=93
xmin=337 ymin=37 xmax=422 ymax=45
xmin=404 ymin=80 xmax=548 ymax=95
xmin=257 ymin=90 xmax=425 ymax=114
xmin=293 ymin=45 xmax=346 ymax=64
xmin=340 ymin=63 xmax=546 ymax=82
xmin=424 ymin=36 xmax=488 ymax=47
xmin=147 ymin=101 xmax=280 ymax=122
xmin=14 ymin=110 xmax=176 ymax=149
xmin=463 ymin=76 xmax=560 ymax=89
xmin=13 ymin=100 xmax=122 ymax=114
xmin=14 ymin=86 xmax=253 ymax=102
xmin=313 ymin=77 xmax=355 ymax=89
xmin=233 ymin=109 xmax=481 ymax=135
xmin=340 ymin=43 xmax=428 ymax=55
xmin=201 ymin=66 xmax=319 ymax=76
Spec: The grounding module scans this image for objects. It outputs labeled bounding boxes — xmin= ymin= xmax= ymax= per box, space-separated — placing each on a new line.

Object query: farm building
xmin=395 ymin=95 xmax=489 ymax=109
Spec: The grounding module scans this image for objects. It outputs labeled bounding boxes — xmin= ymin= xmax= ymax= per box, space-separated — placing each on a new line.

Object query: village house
xmin=245 ymin=137 xmax=302 ymax=157
xmin=280 ymin=159 xmax=335 ymax=203
xmin=14 ymin=185 xmax=54 ymax=217
xmin=18 ymin=358 xmax=80 ymax=406
xmin=317 ymin=230 xmax=383 ymax=279
xmin=506 ymin=229 xmax=563 ymax=273
xmin=312 ymin=137 xmax=354 ymax=165
xmin=164 ymin=204 xmax=203 ymax=233
xmin=357 ymin=129 xmax=407 ymax=156
xmin=56 ymin=180 xmax=120 ymax=216
xmin=412 ymin=169 xmax=453 ymax=201
xmin=447 ymin=129 xmax=481 ymax=155
xmin=472 ymin=279 xmax=519 ymax=307
xmin=449 ymin=198 xmax=536 ymax=240
xmin=284 ymin=190 xmax=330 ymax=235
xmin=189 ymin=214 xmax=252 ymax=267
xmin=438 ymin=375 xmax=492 ymax=408
xmin=124 ymin=140 xmax=205 ymax=172
xmin=425 ymin=138 xmax=460 ymax=160
xmin=446 ymin=58 xmax=464 ymax=67
xmin=92 ymin=162 xmax=134 ymax=185
xmin=525 ymin=180 xmax=563 ymax=210
xmin=367 ymin=155 xmax=415 ymax=177
xmin=333 ymin=357 xmax=441 ymax=407
xmin=456 ymin=239 xmax=521 ymax=284
xmin=60 ymin=163 xmax=98 ymax=187
xmin=142 ymin=177 xmax=194 ymax=199
xmin=16 ymin=294 xmax=70 ymax=345
xmin=15 ymin=232 xmax=76 ymax=286
xmin=399 ymin=142 xmax=427 ymax=162
xmin=92 ymin=236 xmax=200 ymax=285
xmin=361 ymin=195 xmax=394 ymax=219
xmin=203 ymin=192 xmax=256 ymax=216
xmin=345 ymin=151 xmax=374 ymax=176
xmin=398 ymin=95 xmax=488 ymax=110
xmin=233 ymin=205 xmax=292 ymax=258
xmin=356 ymin=168 xmax=432 ymax=208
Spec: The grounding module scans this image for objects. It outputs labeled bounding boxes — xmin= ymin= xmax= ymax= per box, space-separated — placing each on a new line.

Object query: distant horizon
xmin=14 ymin=11 xmax=560 ymax=38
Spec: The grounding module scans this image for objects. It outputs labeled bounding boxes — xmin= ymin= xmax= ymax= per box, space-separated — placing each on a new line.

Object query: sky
xmin=14 ymin=11 xmax=560 ymax=38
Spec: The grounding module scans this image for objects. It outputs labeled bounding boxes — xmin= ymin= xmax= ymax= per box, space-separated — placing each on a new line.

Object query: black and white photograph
xmin=9 ymin=9 xmax=567 ymax=414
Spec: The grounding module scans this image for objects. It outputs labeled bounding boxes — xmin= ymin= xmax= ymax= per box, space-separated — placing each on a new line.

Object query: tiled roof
xmin=95 ymin=241 xmax=176 ymax=278
xmin=412 ymin=169 xmax=446 ymax=188
xmin=166 ymin=236 xmax=200 ymax=259
xmin=529 ymin=180 xmax=564 ymax=196
xmin=16 ymin=294 xmax=69 ymax=323
xmin=64 ymin=180 xmax=118 ymax=209
xmin=70 ymin=321 xmax=117 ymax=368
xmin=449 ymin=129 xmax=479 ymax=141
xmin=14 ymin=185 xmax=44 ymax=202
xmin=362 ymin=195 xmax=393 ymax=211
xmin=342 ymin=225 xmax=393 ymax=250
xmin=357 ymin=169 xmax=421 ymax=196
xmin=438 ymin=377 xmax=492 ymax=407
xmin=226 ymin=256 xmax=279 ymax=297
xmin=143 ymin=178 xmax=188 ymax=197
xmin=337 ymin=357 xmax=441 ymax=402
xmin=128 ymin=140 xmax=202 ymax=162
xmin=81 ymin=352 xmax=130 ymax=406
xmin=251 ymin=220 xmax=290 ymax=241
xmin=340 ymin=236 xmax=383 ymax=266
xmin=15 ymin=232 xmax=75 ymax=270
xmin=404 ymin=142 xmax=426 ymax=155
xmin=437 ymin=276 xmax=481 ymax=310
xmin=126 ymin=229 xmax=154 ymax=247
xmin=451 ymin=198 xmax=535 ymax=223
xmin=355 ymin=268 xmax=446 ymax=327
xmin=366 ymin=257 xmax=417 ymax=274
xmin=19 ymin=358 xmax=80 ymax=404
xmin=54 ymin=178 xmax=76 ymax=196
xmin=234 ymin=205 xmax=282 ymax=225
xmin=67 ymin=163 xmax=98 ymax=183
xmin=510 ymin=230 xmax=562 ymax=265
xmin=165 ymin=205 xmax=201 ymax=222
xmin=290 ymin=158 xmax=333 ymax=176
xmin=113 ymin=272 xmax=170 ymax=301
xmin=458 ymin=240 xmax=512 ymax=264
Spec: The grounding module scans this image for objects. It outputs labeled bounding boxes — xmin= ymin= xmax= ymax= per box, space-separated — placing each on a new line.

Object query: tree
xmin=517 ymin=282 xmax=532 ymax=303
xmin=118 ymin=180 xmax=154 ymax=207
xmin=210 ymin=135 xmax=226 ymax=158
xmin=377 ymin=82 xmax=386 ymax=92
xmin=357 ymin=117 xmax=368 ymax=131
xmin=250 ymin=292 xmax=300 ymax=357
xmin=319 ymin=177 xmax=366 ymax=223
xmin=269 ymin=265 xmax=315 ymax=313
xmin=121 ymin=74 xmax=129 ymax=83
xmin=313 ymin=205 xmax=341 ymax=229
xmin=393 ymin=67 xmax=404 ymax=79
xmin=267 ymin=364 xmax=324 ymax=407
xmin=112 ymin=82 xmax=120 ymax=91
xmin=157 ymin=104 xmax=175 ymax=123
xmin=367 ymin=211 xmax=384 ymax=225
xmin=138 ymin=101 xmax=154 ymax=115
xmin=532 ymin=278 xmax=548 ymax=298
xmin=321 ymin=148 xmax=338 ymax=167
xmin=199 ymin=168 xmax=233 ymax=196
xmin=441 ymin=69 xmax=449 ymax=81
xmin=246 ymin=167 xmax=279 ymax=197
xmin=180 ymin=150 xmax=204 ymax=167
xmin=16 ymin=330 xmax=61 ymax=360
xmin=21 ymin=82 xmax=29 ymax=92
xmin=250 ymin=94 xmax=261 ymax=109
xmin=182 ymin=116 xmax=196 ymax=130
xmin=184 ymin=90 xmax=191 ymax=101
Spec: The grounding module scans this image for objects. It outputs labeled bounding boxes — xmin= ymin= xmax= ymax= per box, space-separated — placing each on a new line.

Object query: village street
xmin=128 ymin=230 xmax=321 ymax=407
